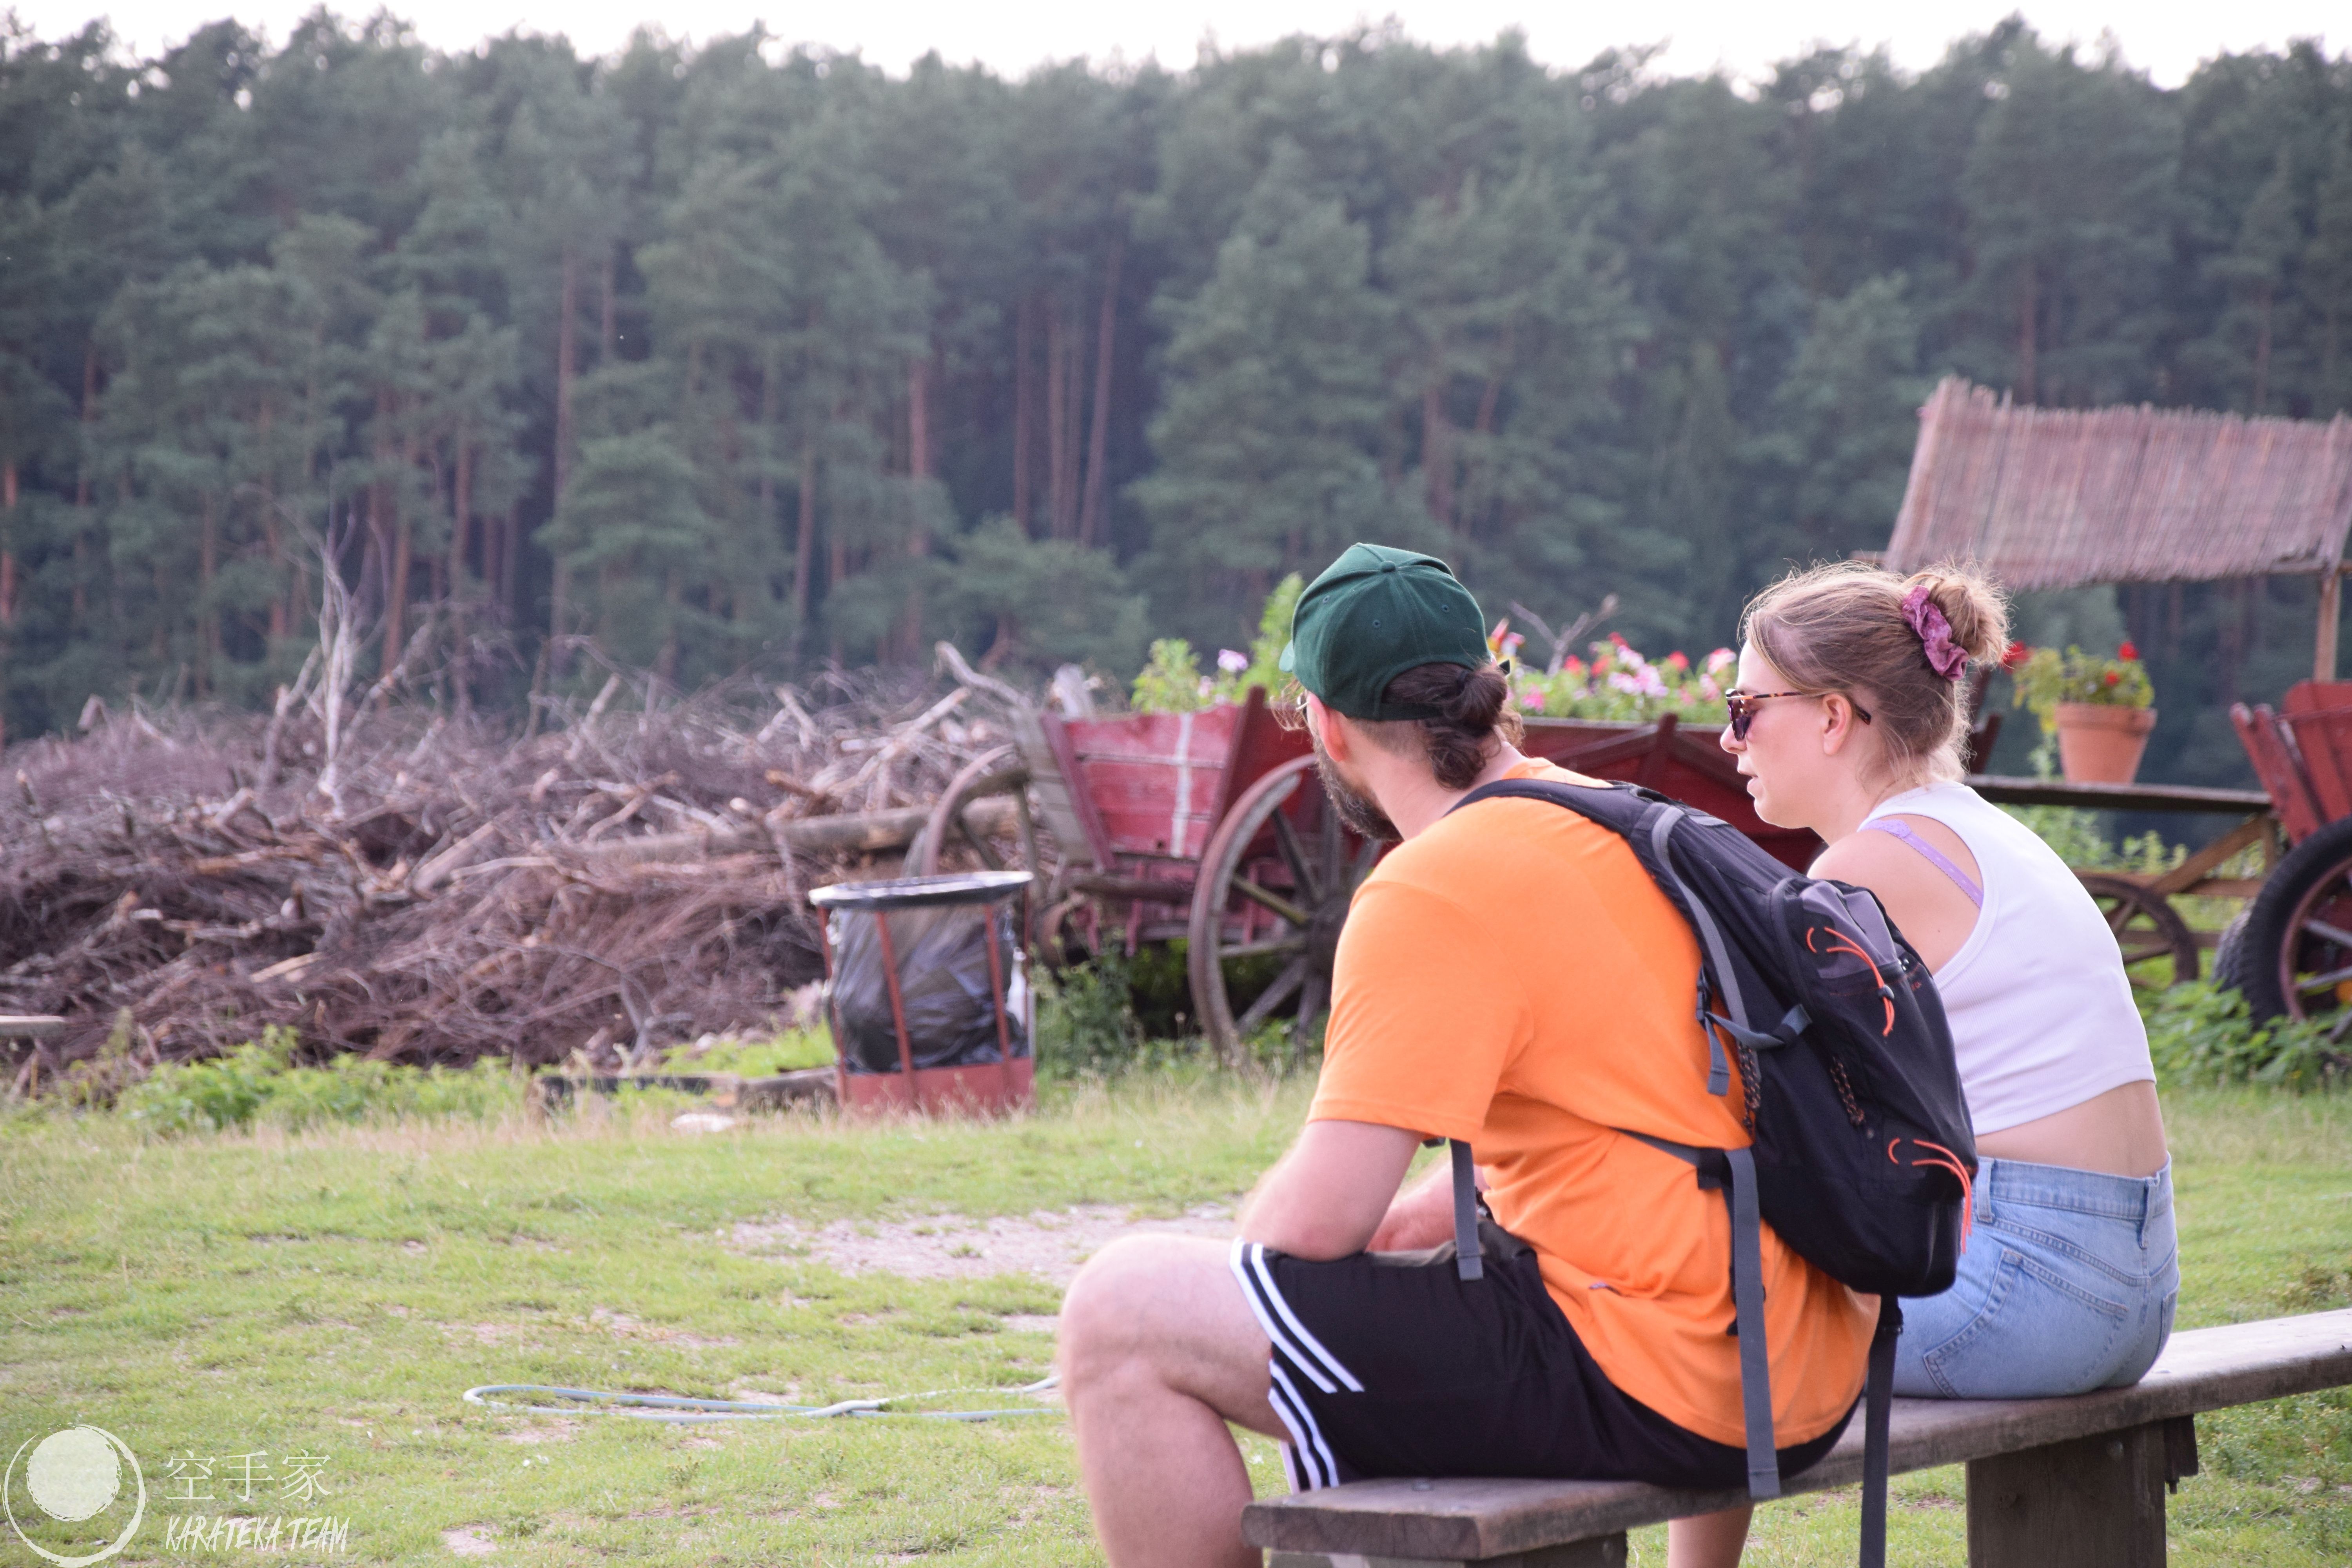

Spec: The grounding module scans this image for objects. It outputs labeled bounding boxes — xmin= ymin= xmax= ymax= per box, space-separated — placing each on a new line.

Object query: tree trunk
xmin=500 ymin=502 xmax=520 ymax=621
xmin=452 ymin=439 xmax=474 ymax=587
xmin=386 ymin=493 xmax=413 ymax=671
xmin=828 ymin=535 xmax=848 ymax=665
xmin=900 ymin=351 xmax=936 ymax=659
xmin=657 ymin=571 xmax=681 ymax=684
xmin=1423 ymin=378 xmax=1455 ymax=531
xmin=549 ymin=248 xmax=580 ymax=665
xmin=1 ymin=460 xmax=16 ymax=628
xmin=601 ymin=245 xmax=618 ymax=362
xmin=791 ymin=429 xmax=817 ymax=657
xmin=258 ymin=403 xmax=287 ymax=641
xmin=1045 ymin=298 xmax=1071 ymax=537
xmin=2252 ymin=285 xmax=2274 ymax=415
xmin=73 ymin=343 xmax=96 ymax=624
xmin=1079 ymin=242 xmax=1123 ymax=548
xmin=758 ymin=354 xmax=778 ymax=557
xmin=1014 ymin=293 xmax=1036 ymax=534
xmin=199 ymin=492 xmax=220 ymax=694
xmin=2016 ymin=263 xmax=2039 ymax=405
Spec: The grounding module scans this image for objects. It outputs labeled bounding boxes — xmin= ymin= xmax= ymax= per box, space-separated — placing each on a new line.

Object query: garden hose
xmin=462 ymin=1376 xmax=1060 ymax=1425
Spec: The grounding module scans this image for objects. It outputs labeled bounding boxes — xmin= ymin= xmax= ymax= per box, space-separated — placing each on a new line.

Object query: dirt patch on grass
xmin=731 ymin=1202 xmax=1233 ymax=1286
xmin=442 ymin=1525 xmax=497 ymax=1556
xmin=587 ymin=1306 xmax=740 ymax=1347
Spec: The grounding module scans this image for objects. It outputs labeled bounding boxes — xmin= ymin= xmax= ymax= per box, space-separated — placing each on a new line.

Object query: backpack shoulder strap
xmin=1622 ymin=1131 xmax=1779 ymax=1500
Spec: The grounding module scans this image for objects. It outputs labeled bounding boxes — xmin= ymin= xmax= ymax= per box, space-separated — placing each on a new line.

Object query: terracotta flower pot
xmin=2054 ymin=703 xmax=2157 ymax=784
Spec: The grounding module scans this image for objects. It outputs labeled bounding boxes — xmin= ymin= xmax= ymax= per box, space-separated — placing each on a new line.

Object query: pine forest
xmin=4 ymin=12 xmax=2352 ymax=787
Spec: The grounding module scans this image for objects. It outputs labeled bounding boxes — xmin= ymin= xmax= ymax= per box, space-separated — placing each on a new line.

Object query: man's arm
xmin=1234 ymin=1120 xmax=1425 ymax=1259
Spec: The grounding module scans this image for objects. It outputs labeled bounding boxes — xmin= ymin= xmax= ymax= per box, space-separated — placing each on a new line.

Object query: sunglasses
xmin=1724 ymin=690 xmax=1874 ymax=743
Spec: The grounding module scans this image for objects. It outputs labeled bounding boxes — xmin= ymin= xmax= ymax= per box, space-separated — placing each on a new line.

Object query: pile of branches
xmin=1 ymin=662 xmax=1039 ymax=1097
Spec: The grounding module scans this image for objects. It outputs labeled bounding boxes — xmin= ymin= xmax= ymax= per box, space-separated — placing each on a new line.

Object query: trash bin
xmin=809 ymin=870 xmax=1034 ymax=1114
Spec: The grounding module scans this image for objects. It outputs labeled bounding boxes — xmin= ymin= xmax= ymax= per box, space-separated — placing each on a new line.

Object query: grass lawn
xmin=2 ymin=1077 xmax=2347 ymax=1566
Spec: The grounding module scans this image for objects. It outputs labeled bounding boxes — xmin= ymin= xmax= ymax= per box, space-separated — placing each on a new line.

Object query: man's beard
xmin=1310 ymin=731 xmax=1401 ymax=844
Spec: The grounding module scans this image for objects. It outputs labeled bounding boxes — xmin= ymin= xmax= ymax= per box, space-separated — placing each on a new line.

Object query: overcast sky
xmin=11 ymin=0 xmax=2342 ymax=88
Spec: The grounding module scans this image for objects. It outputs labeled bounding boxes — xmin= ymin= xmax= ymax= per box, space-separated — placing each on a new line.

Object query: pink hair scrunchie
xmin=1901 ymin=585 xmax=1967 ymax=681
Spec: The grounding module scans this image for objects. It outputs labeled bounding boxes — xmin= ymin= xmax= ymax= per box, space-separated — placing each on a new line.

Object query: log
xmin=583 ymin=795 xmax=1022 ymax=867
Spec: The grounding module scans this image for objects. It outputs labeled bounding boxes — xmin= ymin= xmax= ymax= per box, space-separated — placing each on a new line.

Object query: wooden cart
xmin=2220 ymin=681 xmax=2352 ymax=1024
xmin=916 ymin=688 xmax=1816 ymax=1064
xmin=1963 ymin=774 xmax=2276 ymax=989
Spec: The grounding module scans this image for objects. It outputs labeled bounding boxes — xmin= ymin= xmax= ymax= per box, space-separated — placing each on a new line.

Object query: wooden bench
xmin=1243 ymin=1308 xmax=2352 ymax=1568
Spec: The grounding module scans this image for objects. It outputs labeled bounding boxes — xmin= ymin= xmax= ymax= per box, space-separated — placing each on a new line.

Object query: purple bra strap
xmin=1859 ymin=818 xmax=1984 ymax=908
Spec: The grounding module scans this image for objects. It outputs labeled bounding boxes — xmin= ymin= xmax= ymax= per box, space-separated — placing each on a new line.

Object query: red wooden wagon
xmin=915 ymin=685 xmax=1815 ymax=1064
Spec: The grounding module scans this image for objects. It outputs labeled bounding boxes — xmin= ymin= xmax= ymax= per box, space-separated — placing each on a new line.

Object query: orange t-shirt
xmin=1309 ymin=760 xmax=1872 ymax=1447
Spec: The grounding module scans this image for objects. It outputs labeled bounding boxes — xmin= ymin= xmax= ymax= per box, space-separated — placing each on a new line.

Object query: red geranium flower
xmin=2118 ymin=641 xmax=2138 ymax=661
xmin=2002 ymin=641 xmax=2031 ymax=671
xmin=1665 ymin=651 xmax=1690 ymax=671
xmin=2103 ymin=671 xmax=2120 ymax=686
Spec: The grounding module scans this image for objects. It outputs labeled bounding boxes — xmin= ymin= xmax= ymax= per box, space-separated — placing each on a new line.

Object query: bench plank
xmin=1242 ymin=1309 xmax=2352 ymax=1562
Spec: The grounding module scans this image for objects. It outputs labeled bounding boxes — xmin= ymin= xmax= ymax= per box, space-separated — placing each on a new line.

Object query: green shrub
xmin=1034 ymin=954 xmax=1149 ymax=1075
xmin=658 ymin=1029 xmax=835 ymax=1075
xmin=116 ymin=1027 xmax=523 ymax=1135
xmin=2142 ymin=984 xmax=2348 ymax=1093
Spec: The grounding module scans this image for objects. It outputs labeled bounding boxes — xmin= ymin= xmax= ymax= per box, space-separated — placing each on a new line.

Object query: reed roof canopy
xmin=1883 ymin=377 xmax=2352 ymax=677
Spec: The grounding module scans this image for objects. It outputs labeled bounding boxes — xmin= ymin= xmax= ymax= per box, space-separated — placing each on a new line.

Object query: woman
xmin=1670 ymin=561 xmax=2176 ymax=1564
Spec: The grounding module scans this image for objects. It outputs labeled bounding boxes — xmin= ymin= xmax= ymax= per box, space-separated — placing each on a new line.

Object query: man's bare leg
xmin=1668 ymin=1504 xmax=1752 ymax=1568
xmin=1061 ymin=1234 xmax=1284 ymax=1568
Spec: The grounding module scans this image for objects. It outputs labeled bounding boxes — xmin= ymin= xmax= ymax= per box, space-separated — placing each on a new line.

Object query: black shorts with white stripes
xmin=1229 ymin=1221 xmax=1854 ymax=1492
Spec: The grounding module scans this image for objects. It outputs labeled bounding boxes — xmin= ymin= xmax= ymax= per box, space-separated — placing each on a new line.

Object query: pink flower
xmin=1519 ymin=690 xmax=1546 ymax=711
xmin=1706 ymin=648 xmax=1737 ymax=674
xmin=1216 ymin=648 xmax=1249 ymax=674
xmin=1665 ymin=651 xmax=1689 ymax=671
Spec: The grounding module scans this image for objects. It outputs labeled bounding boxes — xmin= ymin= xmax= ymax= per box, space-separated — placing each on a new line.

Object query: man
xmin=1058 ymin=544 xmax=1872 ymax=1568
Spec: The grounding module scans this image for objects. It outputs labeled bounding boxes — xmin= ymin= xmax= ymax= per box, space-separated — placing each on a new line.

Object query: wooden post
xmin=2318 ymin=565 xmax=2342 ymax=683
xmin=1966 ymin=1415 xmax=2196 ymax=1568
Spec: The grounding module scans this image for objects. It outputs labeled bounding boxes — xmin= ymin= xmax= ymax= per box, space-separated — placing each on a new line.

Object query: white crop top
xmin=1862 ymin=782 xmax=2156 ymax=1135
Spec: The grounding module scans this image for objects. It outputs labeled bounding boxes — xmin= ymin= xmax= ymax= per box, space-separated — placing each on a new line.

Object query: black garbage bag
xmin=827 ymin=900 xmax=1030 ymax=1074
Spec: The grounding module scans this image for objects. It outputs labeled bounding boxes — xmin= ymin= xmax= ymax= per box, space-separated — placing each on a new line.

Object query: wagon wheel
xmin=2234 ymin=815 xmax=2352 ymax=1029
xmin=1187 ymin=755 xmax=1374 ymax=1069
xmin=2078 ymin=875 xmax=2201 ymax=990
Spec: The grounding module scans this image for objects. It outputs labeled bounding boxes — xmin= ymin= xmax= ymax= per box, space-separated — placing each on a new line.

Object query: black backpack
xmin=1443 ymin=778 xmax=1976 ymax=1568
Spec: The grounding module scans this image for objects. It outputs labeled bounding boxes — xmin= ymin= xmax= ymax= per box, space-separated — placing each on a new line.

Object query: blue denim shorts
xmin=1892 ymin=1156 xmax=2179 ymax=1399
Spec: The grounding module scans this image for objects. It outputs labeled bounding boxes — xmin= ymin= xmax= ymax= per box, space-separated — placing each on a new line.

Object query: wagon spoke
xmin=1219 ymin=936 xmax=1308 ymax=962
xmin=2292 ymin=962 xmax=2352 ymax=995
xmin=1296 ymin=973 xmax=1328 ymax=1036
xmin=1272 ymin=809 xmax=1320 ymax=904
xmin=1236 ymin=957 xmax=1310 ymax=1034
xmin=2298 ymin=917 xmax=2352 ymax=950
xmin=1231 ymin=877 xmax=1310 ymax=928
xmin=1319 ymin=798 xmax=1343 ymax=889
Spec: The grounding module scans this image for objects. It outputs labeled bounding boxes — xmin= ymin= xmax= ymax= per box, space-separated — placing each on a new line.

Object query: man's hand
xmin=1367 ymin=1161 xmax=1459 ymax=1251
xmin=1234 ymin=1120 xmax=1425 ymax=1259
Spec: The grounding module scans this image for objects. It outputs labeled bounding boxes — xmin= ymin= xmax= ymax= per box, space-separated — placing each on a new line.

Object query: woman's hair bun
xmin=1905 ymin=567 xmax=2009 ymax=664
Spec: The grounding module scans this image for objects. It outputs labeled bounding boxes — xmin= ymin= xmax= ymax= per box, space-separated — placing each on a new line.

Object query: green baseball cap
xmin=1278 ymin=543 xmax=1492 ymax=720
